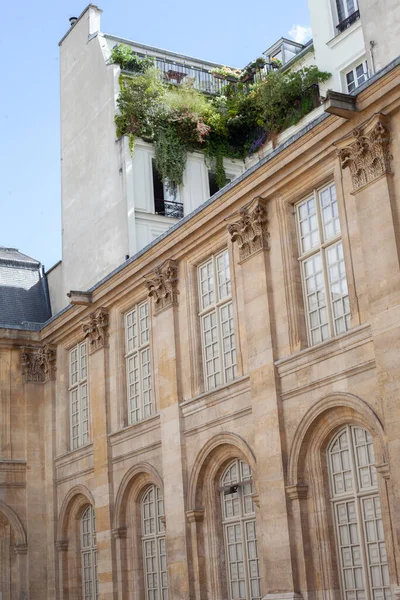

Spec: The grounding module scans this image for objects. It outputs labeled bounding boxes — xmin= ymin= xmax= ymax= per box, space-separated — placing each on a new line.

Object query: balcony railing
xmin=155 ymin=198 xmax=184 ymax=219
xmin=337 ymin=9 xmax=360 ymax=33
xmin=127 ymin=53 xmax=230 ymax=94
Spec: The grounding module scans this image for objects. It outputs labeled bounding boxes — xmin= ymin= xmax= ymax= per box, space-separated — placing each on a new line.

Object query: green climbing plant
xmin=112 ymin=44 xmax=330 ymax=190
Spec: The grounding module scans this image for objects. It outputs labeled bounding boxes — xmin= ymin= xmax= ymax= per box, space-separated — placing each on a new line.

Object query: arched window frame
xmin=140 ymin=484 xmax=168 ymax=600
xmin=80 ymin=505 xmax=98 ymax=600
xmin=327 ymin=426 xmax=391 ymax=600
xmin=219 ymin=459 xmax=261 ymax=600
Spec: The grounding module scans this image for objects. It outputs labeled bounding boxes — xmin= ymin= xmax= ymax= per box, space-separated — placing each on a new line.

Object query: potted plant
xmin=210 ymin=66 xmax=241 ymax=81
xmin=271 ymin=57 xmax=282 ymax=69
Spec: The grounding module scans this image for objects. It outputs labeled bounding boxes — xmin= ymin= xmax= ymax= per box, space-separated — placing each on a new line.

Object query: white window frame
xmin=125 ymin=301 xmax=154 ymax=424
xmin=336 ymin=0 xmax=359 ymax=21
xmin=220 ymin=459 xmax=261 ymax=600
xmin=345 ymin=61 xmax=368 ymax=93
xmin=81 ymin=505 xmax=98 ymax=600
xmin=141 ymin=485 xmax=168 ymax=600
xmin=198 ymin=249 xmax=237 ymax=391
xmin=69 ymin=341 xmax=89 ymax=450
xmin=327 ymin=426 xmax=391 ymax=600
xmin=296 ymin=182 xmax=350 ymax=347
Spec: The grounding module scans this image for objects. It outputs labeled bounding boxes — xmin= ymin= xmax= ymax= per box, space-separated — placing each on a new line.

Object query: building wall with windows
xmin=54 ymin=5 xmax=244 ymax=313
xmin=359 ymin=0 xmax=400 ymax=73
xmin=308 ymin=0 xmax=367 ymax=93
xmin=1 ymin=58 xmax=400 ymax=600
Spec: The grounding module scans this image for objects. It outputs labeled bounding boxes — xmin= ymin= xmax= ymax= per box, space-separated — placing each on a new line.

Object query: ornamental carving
xmin=227 ymin=197 xmax=269 ymax=261
xmin=337 ymin=114 xmax=392 ymax=192
xmin=21 ymin=344 xmax=56 ymax=383
xmin=145 ymin=259 xmax=179 ymax=313
xmin=83 ymin=307 xmax=109 ymax=353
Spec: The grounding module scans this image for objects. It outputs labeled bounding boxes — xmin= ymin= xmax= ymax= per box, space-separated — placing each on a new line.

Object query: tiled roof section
xmin=0 ymin=247 xmax=51 ymax=326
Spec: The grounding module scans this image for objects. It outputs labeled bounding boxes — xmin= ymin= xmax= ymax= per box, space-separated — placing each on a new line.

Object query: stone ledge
xmin=275 ymin=323 xmax=372 ymax=376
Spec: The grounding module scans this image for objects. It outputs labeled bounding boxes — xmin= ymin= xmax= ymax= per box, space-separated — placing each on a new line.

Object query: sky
xmin=0 ymin=0 xmax=311 ymax=270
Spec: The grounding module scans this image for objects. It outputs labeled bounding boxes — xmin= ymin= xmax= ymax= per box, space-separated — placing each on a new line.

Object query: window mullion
xmin=320 ymin=246 xmax=335 ymax=338
xmin=138 ymin=348 xmax=144 ymax=422
xmin=216 ymin=303 xmax=225 ymax=386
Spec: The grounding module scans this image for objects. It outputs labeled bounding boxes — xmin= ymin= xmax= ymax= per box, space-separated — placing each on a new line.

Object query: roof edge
xmin=41 ymin=56 xmax=400 ymax=332
xmin=58 ymin=4 xmax=102 ymax=46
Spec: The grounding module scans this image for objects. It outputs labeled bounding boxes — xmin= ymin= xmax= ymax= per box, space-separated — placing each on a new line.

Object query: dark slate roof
xmin=0 ymin=247 xmax=51 ymax=327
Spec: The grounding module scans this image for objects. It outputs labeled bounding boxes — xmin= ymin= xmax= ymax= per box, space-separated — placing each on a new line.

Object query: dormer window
xmin=336 ymin=0 xmax=360 ymax=32
xmin=264 ymin=38 xmax=304 ymax=71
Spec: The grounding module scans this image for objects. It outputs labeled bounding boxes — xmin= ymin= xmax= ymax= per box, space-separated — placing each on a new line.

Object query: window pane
xmin=139 ymin=302 xmax=149 ymax=345
xmin=303 ymin=253 xmax=330 ymax=345
xmin=326 ymin=242 xmax=350 ymax=335
xmin=217 ymin=250 xmax=231 ymax=300
xmin=220 ymin=302 xmax=237 ymax=383
xmin=141 ymin=348 xmax=153 ymax=418
xmin=126 ymin=308 xmax=137 ymax=352
xmin=128 ymin=354 xmax=140 ymax=424
xmin=320 ymin=184 xmax=340 ymax=240
xmin=199 ymin=260 xmax=215 ymax=310
xmin=202 ymin=311 xmax=220 ymax=390
xmin=70 ymin=347 xmax=78 ymax=386
xmin=298 ymin=197 xmax=319 ymax=253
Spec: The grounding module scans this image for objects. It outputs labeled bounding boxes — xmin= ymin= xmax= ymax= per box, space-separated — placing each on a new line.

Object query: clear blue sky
xmin=0 ymin=0 xmax=310 ymax=270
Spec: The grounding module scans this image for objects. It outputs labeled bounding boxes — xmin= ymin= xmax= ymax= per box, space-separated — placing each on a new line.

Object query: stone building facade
xmin=1 ymin=54 xmax=400 ymax=600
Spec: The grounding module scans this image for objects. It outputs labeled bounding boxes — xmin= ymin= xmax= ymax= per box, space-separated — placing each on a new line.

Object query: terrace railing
xmin=154 ymin=198 xmax=184 ymax=219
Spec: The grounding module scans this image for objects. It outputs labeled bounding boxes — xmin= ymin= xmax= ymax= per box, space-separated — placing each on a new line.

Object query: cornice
xmin=35 ymin=65 xmax=399 ymax=346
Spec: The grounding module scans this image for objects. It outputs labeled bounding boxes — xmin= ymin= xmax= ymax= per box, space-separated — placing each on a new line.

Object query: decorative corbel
xmin=336 ymin=113 xmax=393 ymax=193
xmin=186 ymin=509 xmax=205 ymax=524
xmin=82 ymin=307 xmax=109 ymax=353
xmin=144 ymin=259 xmax=179 ymax=313
xmin=375 ymin=463 xmax=390 ymax=481
xmin=226 ymin=196 xmax=270 ymax=262
xmin=55 ymin=540 xmax=69 ymax=552
xmin=21 ymin=344 xmax=57 ymax=383
xmin=286 ymin=484 xmax=309 ymax=501
xmin=111 ymin=527 xmax=127 ymax=540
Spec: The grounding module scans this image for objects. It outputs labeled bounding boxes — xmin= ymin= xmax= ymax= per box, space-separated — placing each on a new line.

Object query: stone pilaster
xmin=82 ymin=308 xmax=116 ymax=599
xmin=337 ymin=113 xmax=400 ymax=579
xmin=22 ymin=366 xmax=48 ymax=598
xmin=227 ymin=197 xmax=299 ymax=599
xmin=20 ymin=343 xmax=58 ymax=598
xmin=146 ymin=259 xmax=191 ymax=599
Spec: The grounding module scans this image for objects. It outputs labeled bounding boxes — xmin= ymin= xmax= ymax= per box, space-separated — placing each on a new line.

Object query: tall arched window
xmin=141 ymin=485 xmax=168 ymax=600
xmin=327 ymin=426 xmax=391 ymax=600
xmin=220 ymin=459 xmax=261 ymax=600
xmin=80 ymin=505 xmax=98 ymax=600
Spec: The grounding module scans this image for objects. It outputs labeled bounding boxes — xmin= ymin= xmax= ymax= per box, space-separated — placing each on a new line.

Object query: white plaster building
xmin=50 ymin=0 xmax=400 ymax=315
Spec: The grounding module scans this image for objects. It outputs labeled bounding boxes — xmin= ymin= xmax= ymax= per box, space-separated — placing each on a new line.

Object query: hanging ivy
xmin=112 ymin=44 xmax=330 ymax=189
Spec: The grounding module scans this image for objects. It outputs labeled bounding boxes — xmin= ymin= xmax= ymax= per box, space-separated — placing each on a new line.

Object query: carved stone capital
xmin=336 ymin=114 xmax=392 ymax=193
xmin=145 ymin=259 xmax=179 ymax=313
xmin=186 ymin=509 xmax=204 ymax=524
xmin=21 ymin=344 xmax=57 ymax=383
xmin=55 ymin=539 xmax=69 ymax=552
xmin=112 ymin=527 xmax=127 ymax=540
xmin=83 ymin=307 xmax=109 ymax=353
xmin=376 ymin=462 xmax=390 ymax=481
xmin=14 ymin=544 xmax=28 ymax=555
xmin=227 ymin=197 xmax=269 ymax=262
xmin=251 ymin=493 xmax=260 ymax=508
xmin=286 ymin=484 xmax=309 ymax=501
